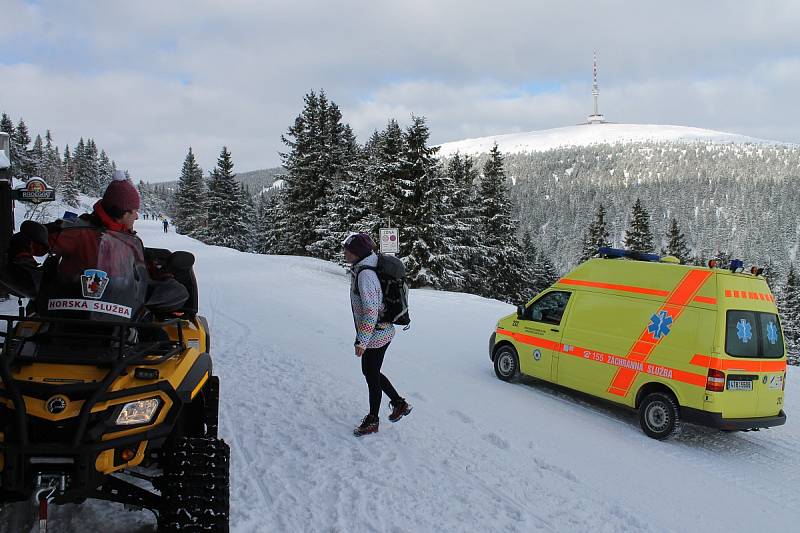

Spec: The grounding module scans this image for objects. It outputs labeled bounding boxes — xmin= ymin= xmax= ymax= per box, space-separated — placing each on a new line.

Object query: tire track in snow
xmin=212 ymin=308 xmax=277 ymax=521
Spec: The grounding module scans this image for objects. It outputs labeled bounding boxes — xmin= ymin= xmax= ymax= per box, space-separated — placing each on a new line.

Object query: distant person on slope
xmin=163 ymin=218 xmax=169 ymax=233
xmin=344 ymin=232 xmax=412 ymax=437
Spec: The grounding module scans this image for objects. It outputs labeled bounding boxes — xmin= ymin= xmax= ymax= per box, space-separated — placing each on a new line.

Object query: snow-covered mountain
xmin=437 ymin=123 xmax=786 ymax=157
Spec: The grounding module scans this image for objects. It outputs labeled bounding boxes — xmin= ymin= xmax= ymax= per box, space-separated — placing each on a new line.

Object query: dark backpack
xmin=356 ymin=254 xmax=410 ymax=328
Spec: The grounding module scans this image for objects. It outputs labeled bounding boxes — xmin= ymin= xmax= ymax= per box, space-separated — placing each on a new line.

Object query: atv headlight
xmin=115 ymin=398 xmax=161 ymax=425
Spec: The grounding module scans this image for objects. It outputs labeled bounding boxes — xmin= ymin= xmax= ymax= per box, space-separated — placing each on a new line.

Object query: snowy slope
xmin=1 ymin=219 xmax=799 ymax=532
xmin=436 ymin=123 xmax=784 ymax=157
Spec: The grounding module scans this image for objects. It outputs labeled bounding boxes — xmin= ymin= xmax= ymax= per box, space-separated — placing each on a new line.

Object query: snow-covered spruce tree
xmin=624 ymin=198 xmax=655 ymax=253
xmin=579 ymin=203 xmax=611 ymax=261
xmin=12 ymin=118 xmax=34 ymax=180
xmin=254 ymin=192 xmax=276 ymax=254
xmin=60 ymin=145 xmax=80 ymax=208
xmin=400 ymin=115 xmax=459 ymax=288
xmin=42 ymin=131 xmax=62 ymax=187
xmin=306 ymin=102 xmax=366 ymax=259
xmin=446 ymin=152 xmax=482 ymax=293
xmin=262 ymin=187 xmax=294 ymax=255
xmin=0 ymin=113 xmax=13 ymax=139
xmin=97 ymin=149 xmax=114 ymax=193
xmin=279 ymin=90 xmax=340 ymax=256
xmin=307 ymin=125 xmax=368 ymax=261
xmin=363 ymin=119 xmax=409 ymax=235
xmin=664 ymin=216 xmax=691 ymax=263
xmin=205 ymin=147 xmax=249 ymax=250
xmin=477 ymin=143 xmax=526 ymax=302
xmin=779 ymin=264 xmax=800 ymax=365
xmin=31 ymin=134 xmax=44 ymax=176
xmin=174 ymin=148 xmax=207 ymax=236
xmin=239 ymin=185 xmax=259 ymax=253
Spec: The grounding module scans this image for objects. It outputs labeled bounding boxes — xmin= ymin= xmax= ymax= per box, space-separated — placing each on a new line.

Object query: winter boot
xmin=353 ymin=414 xmax=379 ymax=437
xmin=388 ymin=399 xmax=412 ymax=423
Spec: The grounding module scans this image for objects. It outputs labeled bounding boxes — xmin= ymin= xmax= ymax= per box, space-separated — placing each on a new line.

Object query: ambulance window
xmin=725 ymin=311 xmax=784 ymax=359
xmin=759 ymin=313 xmax=784 ymax=358
xmin=528 ymin=291 xmax=570 ymax=325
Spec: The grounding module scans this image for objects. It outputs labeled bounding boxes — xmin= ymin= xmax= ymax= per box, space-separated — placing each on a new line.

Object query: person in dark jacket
xmin=344 ymin=232 xmax=411 ymax=437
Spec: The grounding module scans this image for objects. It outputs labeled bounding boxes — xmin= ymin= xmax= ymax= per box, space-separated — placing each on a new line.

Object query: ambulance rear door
xmin=720 ymin=310 xmax=786 ymax=418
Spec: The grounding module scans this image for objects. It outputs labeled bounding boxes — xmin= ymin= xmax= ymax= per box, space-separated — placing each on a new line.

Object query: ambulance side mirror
xmin=516 ymin=305 xmax=526 ymax=320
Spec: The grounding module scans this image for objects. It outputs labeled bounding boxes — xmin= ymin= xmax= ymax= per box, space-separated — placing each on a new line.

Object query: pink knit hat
xmin=101 ymin=170 xmax=140 ymax=212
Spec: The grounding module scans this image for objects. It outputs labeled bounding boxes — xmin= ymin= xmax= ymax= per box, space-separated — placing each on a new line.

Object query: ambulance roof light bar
xmin=597 ymin=247 xmax=660 ymax=263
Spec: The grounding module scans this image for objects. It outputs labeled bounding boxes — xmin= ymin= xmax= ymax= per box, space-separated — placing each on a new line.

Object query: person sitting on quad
xmin=9 ymin=170 xmax=187 ymax=320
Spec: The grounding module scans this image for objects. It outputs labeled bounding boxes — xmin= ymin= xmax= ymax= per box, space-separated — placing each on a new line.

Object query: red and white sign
xmin=380 ymin=228 xmax=399 ymax=254
xmin=48 ymin=299 xmax=132 ymax=318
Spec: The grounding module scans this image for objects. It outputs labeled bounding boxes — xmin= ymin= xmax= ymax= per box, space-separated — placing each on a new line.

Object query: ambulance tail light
xmin=706 ymin=369 xmax=726 ymax=392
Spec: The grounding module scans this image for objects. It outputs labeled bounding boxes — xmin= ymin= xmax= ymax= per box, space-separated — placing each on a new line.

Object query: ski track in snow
xmin=2 ymin=218 xmax=799 ymax=532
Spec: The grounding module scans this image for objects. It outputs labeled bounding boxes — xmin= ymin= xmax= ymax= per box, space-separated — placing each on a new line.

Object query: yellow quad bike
xmin=0 ymin=221 xmax=229 ymax=531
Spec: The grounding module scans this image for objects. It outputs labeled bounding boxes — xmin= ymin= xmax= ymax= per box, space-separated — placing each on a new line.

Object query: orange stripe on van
xmin=495 ymin=328 xmax=562 ymax=352
xmin=558 ymin=278 xmax=716 ymax=305
xmin=498 ymin=330 xmax=707 ymax=389
xmin=607 ymin=269 xmax=713 ymax=397
xmin=558 ymin=278 xmax=669 ymax=296
xmin=690 ymin=354 xmax=787 ymax=373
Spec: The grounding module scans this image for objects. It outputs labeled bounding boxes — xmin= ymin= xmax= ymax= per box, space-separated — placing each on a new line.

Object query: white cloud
xmin=1 ymin=0 xmax=799 ymax=179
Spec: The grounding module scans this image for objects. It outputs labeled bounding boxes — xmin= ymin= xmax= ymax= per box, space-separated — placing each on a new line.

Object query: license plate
xmin=728 ymin=380 xmax=753 ymax=391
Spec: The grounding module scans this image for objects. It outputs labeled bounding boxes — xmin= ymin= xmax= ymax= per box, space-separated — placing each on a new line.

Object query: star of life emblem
xmin=81 ymin=269 xmax=109 ymax=299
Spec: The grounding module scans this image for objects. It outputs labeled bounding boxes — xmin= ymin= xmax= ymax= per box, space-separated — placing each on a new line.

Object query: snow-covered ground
xmin=1 ymin=218 xmax=799 ymax=532
xmin=436 ymin=123 xmax=785 ymax=157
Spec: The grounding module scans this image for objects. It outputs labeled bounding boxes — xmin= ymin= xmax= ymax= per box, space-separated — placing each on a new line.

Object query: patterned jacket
xmin=350 ymin=253 xmax=395 ymax=349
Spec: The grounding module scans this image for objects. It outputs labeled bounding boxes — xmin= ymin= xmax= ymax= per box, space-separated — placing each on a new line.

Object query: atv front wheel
xmin=158 ymin=436 xmax=230 ymax=532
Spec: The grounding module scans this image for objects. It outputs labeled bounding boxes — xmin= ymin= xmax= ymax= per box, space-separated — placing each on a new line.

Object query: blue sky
xmin=1 ymin=0 xmax=799 ymax=180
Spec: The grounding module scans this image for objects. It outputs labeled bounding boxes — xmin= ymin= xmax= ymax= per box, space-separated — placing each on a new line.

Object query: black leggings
xmin=361 ymin=343 xmax=401 ymax=417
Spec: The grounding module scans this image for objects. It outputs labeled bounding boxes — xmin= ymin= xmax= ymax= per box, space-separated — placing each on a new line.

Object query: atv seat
xmin=145 ymin=248 xmax=199 ymax=318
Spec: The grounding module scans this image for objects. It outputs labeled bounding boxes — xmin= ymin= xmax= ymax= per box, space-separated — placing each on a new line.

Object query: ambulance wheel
xmin=639 ymin=392 xmax=681 ymax=440
xmin=493 ymin=345 xmax=519 ymax=382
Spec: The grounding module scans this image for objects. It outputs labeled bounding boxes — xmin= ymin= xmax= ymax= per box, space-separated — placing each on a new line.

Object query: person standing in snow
xmin=163 ymin=218 xmax=169 ymax=233
xmin=344 ymin=233 xmax=412 ymax=437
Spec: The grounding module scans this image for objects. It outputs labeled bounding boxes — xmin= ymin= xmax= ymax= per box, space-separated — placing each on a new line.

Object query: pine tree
xmin=399 ymin=116 xmax=458 ymax=288
xmin=305 ymin=104 xmax=365 ymax=259
xmin=477 ymin=144 xmax=526 ymax=302
xmin=72 ymin=138 xmax=88 ymax=192
xmin=780 ymin=264 xmax=800 ymax=365
xmin=239 ymin=185 xmax=258 ymax=253
xmin=255 ymin=192 xmax=277 ymax=254
xmin=307 ymin=126 xmax=368 ymax=261
xmin=624 ymin=198 xmax=655 ymax=253
xmin=205 ymin=147 xmax=249 ymax=250
xmin=580 ymin=203 xmax=611 ymax=261
xmin=31 ymin=134 xmax=45 ymax=176
xmin=174 ymin=148 xmax=207 ymax=236
xmin=664 ymin=217 xmax=691 ymax=263
xmin=364 ymin=119 xmax=409 ymax=234
xmin=0 ymin=114 xmax=13 ymax=139
xmin=97 ymin=149 xmax=114 ymax=193
xmin=279 ymin=90 xmax=331 ymax=256
xmin=11 ymin=118 xmax=34 ymax=180
xmin=42 ymin=131 xmax=62 ymax=187
xmin=447 ymin=153 xmax=482 ymax=292
xmin=60 ymin=145 xmax=80 ymax=208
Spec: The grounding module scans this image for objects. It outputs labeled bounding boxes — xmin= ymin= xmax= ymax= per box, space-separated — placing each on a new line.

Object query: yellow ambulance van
xmin=489 ymin=248 xmax=787 ymax=439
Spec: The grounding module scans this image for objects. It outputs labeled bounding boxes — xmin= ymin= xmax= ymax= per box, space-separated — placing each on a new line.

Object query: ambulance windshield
xmin=725 ymin=310 xmax=784 ymax=359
